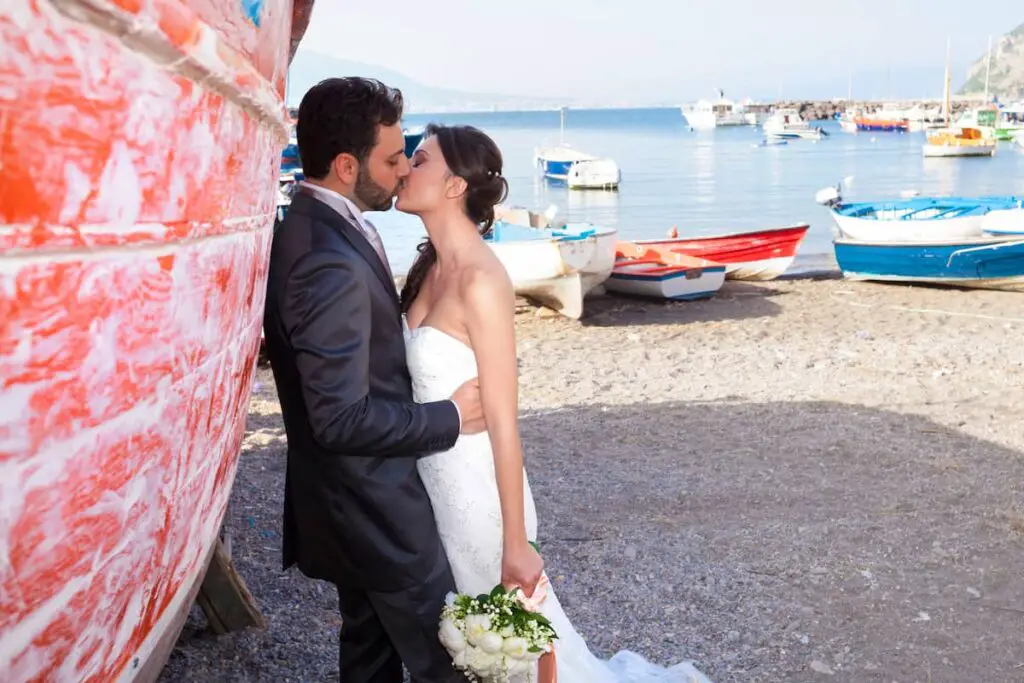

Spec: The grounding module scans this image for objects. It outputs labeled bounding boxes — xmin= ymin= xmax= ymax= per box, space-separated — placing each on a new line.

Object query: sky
xmin=298 ymin=1 xmax=1021 ymax=102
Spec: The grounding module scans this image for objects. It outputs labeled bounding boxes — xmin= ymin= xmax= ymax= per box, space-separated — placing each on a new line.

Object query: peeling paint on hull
xmin=0 ymin=0 xmax=313 ymax=680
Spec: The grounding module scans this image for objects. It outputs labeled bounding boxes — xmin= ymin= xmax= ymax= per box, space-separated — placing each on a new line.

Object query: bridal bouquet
xmin=438 ymin=578 xmax=558 ymax=682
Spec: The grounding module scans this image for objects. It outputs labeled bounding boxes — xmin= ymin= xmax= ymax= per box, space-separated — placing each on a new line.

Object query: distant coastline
xmin=390 ymin=95 xmax=996 ymax=120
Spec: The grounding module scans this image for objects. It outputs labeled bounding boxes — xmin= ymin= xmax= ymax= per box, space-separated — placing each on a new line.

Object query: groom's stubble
xmin=355 ymin=162 xmax=399 ymax=212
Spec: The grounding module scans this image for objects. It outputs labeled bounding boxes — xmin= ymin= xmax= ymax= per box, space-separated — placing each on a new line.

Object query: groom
xmin=262 ymin=77 xmax=482 ymax=683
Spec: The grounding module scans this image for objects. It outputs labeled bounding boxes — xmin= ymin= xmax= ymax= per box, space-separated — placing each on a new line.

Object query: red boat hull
xmin=0 ymin=0 xmax=312 ymax=680
xmin=636 ymin=224 xmax=810 ymax=280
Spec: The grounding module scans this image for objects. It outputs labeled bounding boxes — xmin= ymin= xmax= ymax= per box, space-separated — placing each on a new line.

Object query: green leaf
xmin=528 ymin=540 xmax=540 ymax=552
xmin=489 ymin=584 xmax=507 ymax=598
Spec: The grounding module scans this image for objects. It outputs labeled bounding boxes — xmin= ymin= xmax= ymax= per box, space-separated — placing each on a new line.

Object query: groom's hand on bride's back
xmin=451 ymin=378 xmax=486 ymax=434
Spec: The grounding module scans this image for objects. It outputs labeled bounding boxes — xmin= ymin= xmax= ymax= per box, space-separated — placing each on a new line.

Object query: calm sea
xmin=366 ymin=107 xmax=1024 ymax=276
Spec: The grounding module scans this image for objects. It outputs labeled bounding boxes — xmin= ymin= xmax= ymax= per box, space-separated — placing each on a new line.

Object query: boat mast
xmin=944 ymin=38 xmax=952 ymax=126
xmin=983 ymin=35 xmax=992 ymax=102
xmin=559 ymin=106 xmax=566 ymax=145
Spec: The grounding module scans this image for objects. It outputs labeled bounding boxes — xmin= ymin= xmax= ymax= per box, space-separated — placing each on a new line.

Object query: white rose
xmin=499 ymin=625 xmax=515 ymax=638
xmin=464 ymin=614 xmax=491 ymax=646
xmin=452 ymin=649 xmax=468 ymax=668
xmin=506 ymin=658 xmax=530 ymax=676
xmin=501 ymin=636 xmax=529 ymax=660
xmin=438 ymin=618 xmax=466 ymax=653
xmin=467 ymin=647 xmax=499 ymax=675
xmin=477 ymin=630 xmax=504 ymax=654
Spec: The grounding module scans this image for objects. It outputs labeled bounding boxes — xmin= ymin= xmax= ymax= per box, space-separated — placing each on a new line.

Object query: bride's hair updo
xmin=399 ymin=124 xmax=509 ymax=314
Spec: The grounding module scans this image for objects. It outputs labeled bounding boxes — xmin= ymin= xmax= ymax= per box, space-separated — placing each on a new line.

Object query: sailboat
xmin=924 ymin=39 xmax=996 ymax=158
xmin=533 ymin=108 xmax=621 ymax=190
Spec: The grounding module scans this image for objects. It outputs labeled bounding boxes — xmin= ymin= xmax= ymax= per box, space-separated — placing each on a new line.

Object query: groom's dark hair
xmin=296 ymin=77 xmax=404 ymax=179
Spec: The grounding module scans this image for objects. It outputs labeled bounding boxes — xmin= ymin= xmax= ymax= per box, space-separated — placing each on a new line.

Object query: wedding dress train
xmin=405 ymin=321 xmax=713 ymax=683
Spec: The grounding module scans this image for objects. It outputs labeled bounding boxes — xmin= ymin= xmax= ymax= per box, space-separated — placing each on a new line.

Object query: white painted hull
xmin=724 ymin=255 xmax=796 ymax=280
xmin=566 ymin=159 xmax=620 ymax=189
xmin=832 ymin=212 xmax=984 ymax=241
xmin=982 ymin=208 xmax=1024 ymax=235
xmin=766 ymin=127 xmax=822 ymax=140
xmin=579 ymin=226 xmax=618 ymax=293
xmin=922 ymin=142 xmax=995 ymax=157
xmin=607 ymin=266 xmax=725 ymax=300
xmin=488 ymin=234 xmax=594 ymax=319
xmin=682 ymin=108 xmax=717 ymax=130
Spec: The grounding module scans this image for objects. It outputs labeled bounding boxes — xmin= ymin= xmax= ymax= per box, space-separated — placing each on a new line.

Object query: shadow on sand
xmin=581 ymin=281 xmax=786 ymax=327
xmin=162 ymin=393 xmax=1024 ymax=683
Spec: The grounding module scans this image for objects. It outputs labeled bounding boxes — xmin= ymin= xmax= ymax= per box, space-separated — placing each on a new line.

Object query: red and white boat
xmin=633 ymin=224 xmax=810 ymax=280
xmin=607 ymin=243 xmax=726 ymax=300
xmin=0 ymin=0 xmax=314 ymax=681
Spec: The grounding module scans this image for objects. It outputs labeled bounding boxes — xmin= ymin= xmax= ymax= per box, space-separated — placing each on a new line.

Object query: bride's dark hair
xmin=399 ymin=123 xmax=509 ymax=314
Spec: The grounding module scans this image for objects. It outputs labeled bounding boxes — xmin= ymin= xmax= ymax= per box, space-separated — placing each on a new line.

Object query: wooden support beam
xmin=195 ymin=533 xmax=266 ymax=634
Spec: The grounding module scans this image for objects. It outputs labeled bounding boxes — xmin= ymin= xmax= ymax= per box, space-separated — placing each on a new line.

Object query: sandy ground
xmin=161 ymin=277 xmax=1024 ymax=683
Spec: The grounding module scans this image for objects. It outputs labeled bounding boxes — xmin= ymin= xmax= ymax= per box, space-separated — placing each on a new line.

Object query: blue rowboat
xmin=833 ymin=236 xmax=1024 ymax=291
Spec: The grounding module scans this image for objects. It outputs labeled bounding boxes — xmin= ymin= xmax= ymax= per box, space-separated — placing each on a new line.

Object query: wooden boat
xmin=762 ymin=108 xmax=827 ymax=140
xmin=820 ymin=195 xmax=1024 ymax=242
xmin=0 ymin=0 xmax=314 ymax=681
xmin=923 ymin=127 xmax=996 ymax=157
xmin=633 ymin=224 xmax=810 ymax=280
xmin=534 ymin=107 xmax=620 ymax=189
xmin=607 ymin=243 xmax=726 ymax=300
xmin=854 ymin=116 xmax=909 ymax=132
xmin=486 ymin=222 xmax=599 ymax=319
xmin=833 ymin=236 xmax=1024 ymax=291
xmin=923 ymin=42 xmax=995 ymax=158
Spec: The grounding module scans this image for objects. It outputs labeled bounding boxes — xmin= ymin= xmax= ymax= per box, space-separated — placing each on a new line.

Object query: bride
xmin=394 ymin=123 xmax=713 ymax=683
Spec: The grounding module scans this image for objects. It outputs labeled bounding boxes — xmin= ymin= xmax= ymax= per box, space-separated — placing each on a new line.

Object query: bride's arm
xmin=463 ymin=266 xmax=544 ymax=592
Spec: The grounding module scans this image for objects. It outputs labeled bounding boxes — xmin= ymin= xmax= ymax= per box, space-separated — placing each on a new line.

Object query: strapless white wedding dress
xmin=405 ymin=320 xmax=713 ymax=683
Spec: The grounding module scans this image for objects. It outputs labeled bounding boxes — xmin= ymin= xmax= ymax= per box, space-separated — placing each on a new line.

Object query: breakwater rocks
xmin=746 ymin=99 xmax=978 ymax=121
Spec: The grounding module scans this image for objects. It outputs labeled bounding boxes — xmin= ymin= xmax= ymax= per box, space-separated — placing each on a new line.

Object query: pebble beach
xmin=161 ymin=277 xmax=1024 ymax=683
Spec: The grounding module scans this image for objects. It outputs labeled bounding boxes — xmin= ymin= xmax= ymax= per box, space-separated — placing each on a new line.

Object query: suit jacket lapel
xmin=291 ymin=189 xmax=401 ymax=310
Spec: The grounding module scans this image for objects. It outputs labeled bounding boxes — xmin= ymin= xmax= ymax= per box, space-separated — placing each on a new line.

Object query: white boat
xmin=534 ymin=107 xmax=619 ymax=189
xmin=815 ymin=185 xmax=1022 ymax=241
xmin=608 ymin=244 xmax=726 ymax=301
xmin=681 ymin=91 xmax=750 ymax=129
xmin=762 ymin=108 xmax=826 ymax=140
xmin=566 ymin=158 xmax=620 ymax=189
xmin=487 ymin=209 xmax=618 ymax=318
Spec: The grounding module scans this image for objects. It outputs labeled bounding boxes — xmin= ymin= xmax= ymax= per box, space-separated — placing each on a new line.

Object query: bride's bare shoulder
xmin=457 ymin=246 xmax=514 ymax=311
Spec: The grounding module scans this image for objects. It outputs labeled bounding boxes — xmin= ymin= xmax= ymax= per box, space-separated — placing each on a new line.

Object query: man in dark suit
xmin=262 ymin=77 xmax=482 ymax=683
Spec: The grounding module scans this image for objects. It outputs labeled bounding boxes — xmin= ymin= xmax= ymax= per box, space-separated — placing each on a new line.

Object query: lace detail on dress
xmin=405 ymin=323 xmax=538 ymax=597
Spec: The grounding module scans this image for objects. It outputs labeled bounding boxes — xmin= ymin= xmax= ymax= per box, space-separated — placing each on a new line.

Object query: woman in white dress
xmin=394 ymin=123 xmax=712 ymax=683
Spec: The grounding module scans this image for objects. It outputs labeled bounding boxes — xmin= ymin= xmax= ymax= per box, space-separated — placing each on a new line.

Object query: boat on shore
xmin=608 ymin=243 xmax=727 ymax=300
xmin=833 ymin=236 xmax=1024 ymax=291
xmin=632 ymin=224 xmax=811 ymax=280
xmin=485 ymin=214 xmax=617 ymax=319
xmin=815 ymin=187 xmax=1023 ymax=242
xmin=0 ymin=1 xmax=314 ymax=681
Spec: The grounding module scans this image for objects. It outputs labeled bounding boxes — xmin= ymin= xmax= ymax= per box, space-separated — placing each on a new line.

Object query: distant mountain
xmin=958 ymin=21 xmax=1024 ymax=98
xmin=287 ymin=50 xmax=563 ymax=112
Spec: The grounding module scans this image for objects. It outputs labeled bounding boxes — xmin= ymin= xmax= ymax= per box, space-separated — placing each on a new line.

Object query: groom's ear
xmin=331 ymin=153 xmax=359 ymax=186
